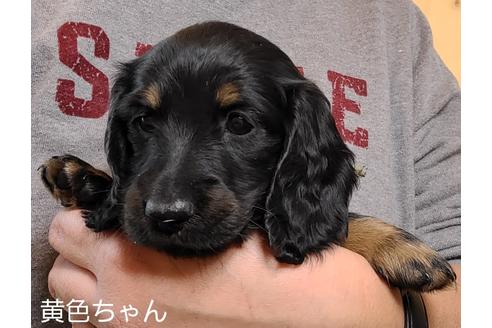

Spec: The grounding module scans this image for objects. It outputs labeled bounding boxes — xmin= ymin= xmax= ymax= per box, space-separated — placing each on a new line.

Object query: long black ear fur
xmin=265 ymin=81 xmax=358 ymax=264
xmin=84 ymin=62 xmax=136 ymax=231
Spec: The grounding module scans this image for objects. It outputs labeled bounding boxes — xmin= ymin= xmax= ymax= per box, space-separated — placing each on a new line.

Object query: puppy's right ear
xmin=85 ymin=62 xmax=136 ymax=231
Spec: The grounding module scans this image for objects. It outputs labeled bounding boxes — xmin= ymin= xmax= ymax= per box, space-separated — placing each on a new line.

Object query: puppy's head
xmin=106 ymin=22 xmax=357 ymax=262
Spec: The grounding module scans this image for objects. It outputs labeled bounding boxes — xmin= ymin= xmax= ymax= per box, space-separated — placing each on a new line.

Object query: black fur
xmin=57 ymin=22 xmax=358 ymax=263
xmin=41 ymin=22 xmax=458 ymax=293
xmin=51 ymin=22 xmax=357 ymax=264
xmin=264 ymin=83 xmax=357 ymax=264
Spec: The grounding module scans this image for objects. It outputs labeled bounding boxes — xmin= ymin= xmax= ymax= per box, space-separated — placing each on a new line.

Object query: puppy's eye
xmin=226 ymin=113 xmax=253 ymax=135
xmin=133 ymin=115 xmax=154 ymax=132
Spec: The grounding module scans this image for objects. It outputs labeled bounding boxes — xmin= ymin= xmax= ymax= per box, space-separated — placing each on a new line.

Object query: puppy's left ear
xmin=265 ymin=82 xmax=358 ymax=264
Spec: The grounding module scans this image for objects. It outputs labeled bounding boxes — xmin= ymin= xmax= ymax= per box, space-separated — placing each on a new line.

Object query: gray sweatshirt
xmin=32 ymin=0 xmax=460 ymax=326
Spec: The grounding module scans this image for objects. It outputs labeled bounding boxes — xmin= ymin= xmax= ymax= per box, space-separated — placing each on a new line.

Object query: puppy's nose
xmin=145 ymin=199 xmax=194 ymax=234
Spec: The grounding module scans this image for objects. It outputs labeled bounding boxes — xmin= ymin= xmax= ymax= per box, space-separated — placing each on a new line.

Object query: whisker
xmin=236 ymin=231 xmax=252 ymax=241
xmin=246 ymin=217 xmax=268 ymax=233
xmin=252 ymin=205 xmax=275 ymax=217
xmin=90 ymin=189 xmax=111 ymax=194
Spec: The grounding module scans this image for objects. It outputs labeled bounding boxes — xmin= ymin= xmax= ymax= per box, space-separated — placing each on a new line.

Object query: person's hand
xmin=48 ymin=209 xmax=404 ymax=328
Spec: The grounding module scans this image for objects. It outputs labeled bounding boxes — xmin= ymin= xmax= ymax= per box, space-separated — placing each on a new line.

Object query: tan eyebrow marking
xmin=216 ymin=82 xmax=240 ymax=108
xmin=141 ymin=83 xmax=161 ymax=109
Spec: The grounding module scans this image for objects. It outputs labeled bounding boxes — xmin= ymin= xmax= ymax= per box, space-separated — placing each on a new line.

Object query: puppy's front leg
xmin=40 ymin=155 xmax=119 ymax=231
xmin=40 ymin=155 xmax=112 ymax=209
xmin=343 ymin=216 xmax=456 ymax=292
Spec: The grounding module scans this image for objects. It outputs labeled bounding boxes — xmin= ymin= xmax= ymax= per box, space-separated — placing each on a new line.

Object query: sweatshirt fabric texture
xmin=32 ymin=0 xmax=461 ymax=326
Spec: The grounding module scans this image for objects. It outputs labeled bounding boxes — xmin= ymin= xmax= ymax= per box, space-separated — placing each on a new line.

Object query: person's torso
xmin=32 ymin=1 xmax=420 ymax=326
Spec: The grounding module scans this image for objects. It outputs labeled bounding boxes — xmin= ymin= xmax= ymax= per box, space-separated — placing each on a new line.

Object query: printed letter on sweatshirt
xmin=327 ymin=70 xmax=368 ymax=148
xmin=135 ymin=42 xmax=153 ymax=57
xmin=56 ymin=22 xmax=110 ymax=118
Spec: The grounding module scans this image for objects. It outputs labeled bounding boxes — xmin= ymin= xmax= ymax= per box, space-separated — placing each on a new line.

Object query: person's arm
xmin=46 ymin=4 xmax=461 ymax=326
xmin=410 ymin=4 xmax=461 ymax=327
xmin=422 ymin=265 xmax=461 ymax=328
xmin=48 ymin=210 xmax=404 ymax=328
xmin=411 ymin=2 xmax=461 ymax=262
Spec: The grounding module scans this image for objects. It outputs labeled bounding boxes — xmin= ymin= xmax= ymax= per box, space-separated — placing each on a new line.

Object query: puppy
xmin=41 ymin=21 xmax=455 ymax=292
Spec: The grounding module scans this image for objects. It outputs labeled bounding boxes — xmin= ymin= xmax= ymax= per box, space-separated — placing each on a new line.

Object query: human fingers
xmin=48 ymin=210 xmax=104 ymax=272
xmin=72 ymin=323 xmax=96 ymax=328
xmin=48 ymin=255 xmax=98 ymax=308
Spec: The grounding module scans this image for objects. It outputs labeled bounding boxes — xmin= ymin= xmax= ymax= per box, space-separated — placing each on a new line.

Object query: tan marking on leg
xmin=343 ymin=217 xmax=456 ymax=291
xmin=63 ymin=161 xmax=82 ymax=178
xmin=44 ymin=159 xmax=65 ymax=186
xmin=42 ymin=156 xmax=111 ymax=209
xmin=61 ymin=158 xmax=110 ymax=182
xmin=216 ymin=82 xmax=240 ymax=108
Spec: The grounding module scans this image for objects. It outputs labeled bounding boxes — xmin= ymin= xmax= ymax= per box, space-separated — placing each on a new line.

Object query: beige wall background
xmin=414 ymin=0 xmax=461 ymax=83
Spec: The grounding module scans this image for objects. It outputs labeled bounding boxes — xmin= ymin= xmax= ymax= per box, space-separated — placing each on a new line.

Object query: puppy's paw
xmin=344 ymin=218 xmax=456 ymax=292
xmin=83 ymin=203 xmax=121 ymax=232
xmin=370 ymin=239 xmax=456 ymax=292
xmin=40 ymin=155 xmax=112 ymax=210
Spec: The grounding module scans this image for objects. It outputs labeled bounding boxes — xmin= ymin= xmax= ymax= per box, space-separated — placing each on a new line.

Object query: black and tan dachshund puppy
xmin=41 ymin=21 xmax=455 ymax=292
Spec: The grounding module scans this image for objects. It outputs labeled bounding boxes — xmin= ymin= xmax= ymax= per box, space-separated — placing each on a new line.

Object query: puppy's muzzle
xmin=144 ymin=199 xmax=194 ymax=234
